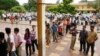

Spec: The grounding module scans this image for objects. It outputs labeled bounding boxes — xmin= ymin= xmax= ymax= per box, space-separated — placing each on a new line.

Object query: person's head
xmin=5 ymin=28 xmax=11 ymax=35
xmin=32 ymin=25 xmax=36 ymax=30
xmin=46 ymin=23 xmax=50 ymax=29
xmin=14 ymin=28 xmax=19 ymax=34
xmin=0 ymin=32 xmax=5 ymax=41
xmin=25 ymin=28 xmax=30 ymax=34
xmin=90 ymin=25 xmax=94 ymax=31
xmin=83 ymin=25 xmax=86 ymax=30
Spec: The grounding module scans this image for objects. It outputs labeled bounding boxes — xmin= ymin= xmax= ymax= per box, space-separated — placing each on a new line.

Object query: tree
xmin=47 ymin=0 xmax=76 ymax=14
xmin=23 ymin=0 xmax=37 ymax=12
xmin=11 ymin=6 xmax=26 ymax=13
xmin=0 ymin=0 xmax=19 ymax=10
xmin=28 ymin=0 xmax=37 ymax=11
xmin=23 ymin=3 xmax=29 ymax=11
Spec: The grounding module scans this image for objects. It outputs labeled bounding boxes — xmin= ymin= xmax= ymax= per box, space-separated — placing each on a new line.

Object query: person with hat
xmin=86 ymin=26 xmax=98 ymax=56
xmin=0 ymin=32 xmax=7 ymax=56
xmin=79 ymin=25 xmax=88 ymax=53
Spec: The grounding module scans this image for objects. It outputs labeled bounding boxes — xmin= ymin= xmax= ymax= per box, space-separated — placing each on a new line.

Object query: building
xmin=71 ymin=0 xmax=96 ymax=13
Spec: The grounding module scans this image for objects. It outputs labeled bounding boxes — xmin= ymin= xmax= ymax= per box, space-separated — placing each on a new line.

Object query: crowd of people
xmin=45 ymin=13 xmax=98 ymax=56
xmin=0 ymin=12 xmax=99 ymax=56
xmin=2 ymin=12 xmax=36 ymax=24
xmin=0 ymin=25 xmax=38 ymax=56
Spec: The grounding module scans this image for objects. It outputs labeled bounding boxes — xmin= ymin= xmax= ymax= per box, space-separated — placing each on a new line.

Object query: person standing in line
xmin=31 ymin=25 xmax=38 ymax=54
xmin=24 ymin=28 xmax=31 ymax=56
xmin=63 ymin=18 xmax=67 ymax=36
xmin=14 ymin=28 xmax=23 ymax=56
xmin=46 ymin=24 xmax=51 ymax=46
xmin=0 ymin=32 xmax=7 ymax=56
xmin=52 ymin=22 xmax=58 ymax=42
xmin=58 ymin=22 xmax=63 ymax=39
xmin=5 ymin=28 xmax=16 ymax=56
xmin=66 ymin=19 xmax=70 ymax=33
xmin=70 ymin=25 xmax=78 ymax=50
xmin=79 ymin=26 xmax=88 ymax=53
xmin=86 ymin=26 xmax=98 ymax=56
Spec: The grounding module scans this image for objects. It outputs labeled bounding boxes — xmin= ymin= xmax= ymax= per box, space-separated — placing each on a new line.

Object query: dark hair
xmin=46 ymin=23 xmax=50 ymax=28
xmin=14 ymin=28 xmax=19 ymax=32
xmin=90 ymin=25 xmax=94 ymax=28
xmin=0 ymin=32 xmax=5 ymax=40
xmin=5 ymin=28 xmax=11 ymax=34
xmin=25 ymin=28 xmax=30 ymax=37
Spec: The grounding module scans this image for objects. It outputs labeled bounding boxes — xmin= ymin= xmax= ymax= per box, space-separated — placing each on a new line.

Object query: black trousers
xmin=86 ymin=42 xmax=95 ymax=56
xmin=80 ymin=41 xmax=86 ymax=52
xmin=25 ymin=44 xmax=31 ymax=56
xmin=66 ymin=25 xmax=70 ymax=33
xmin=31 ymin=39 xmax=38 ymax=52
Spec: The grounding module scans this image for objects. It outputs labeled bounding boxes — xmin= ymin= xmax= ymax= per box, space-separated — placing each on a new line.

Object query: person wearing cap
xmin=86 ymin=26 xmax=98 ymax=56
xmin=0 ymin=32 xmax=7 ymax=56
xmin=30 ymin=25 xmax=38 ymax=54
xmin=79 ymin=25 xmax=88 ymax=53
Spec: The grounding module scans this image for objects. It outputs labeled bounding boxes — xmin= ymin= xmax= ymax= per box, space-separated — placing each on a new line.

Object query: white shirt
xmin=14 ymin=33 xmax=23 ymax=47
xmin=31 ymin=30 xmax=37 ymax=40
xmin=6 ymin=34 xmax=16 ymax=51
xmin=2 ymin=14 xmax=6 ymax=17
xmin=29 ymin=16 xmax=32 ymax=20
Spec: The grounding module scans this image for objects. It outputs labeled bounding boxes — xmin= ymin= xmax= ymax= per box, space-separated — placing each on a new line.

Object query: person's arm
xmin=24 ymin=34 xmax=26 ymax=40
xmin=95 ymin=33 xmax=98 ymax=41
xmin=17 ymin=35 xmax=23 ymax=48
xmin=9 ymin=35 xmax=14 ymax=52
xmin=78 ymin=31 xmax=81 ymax=40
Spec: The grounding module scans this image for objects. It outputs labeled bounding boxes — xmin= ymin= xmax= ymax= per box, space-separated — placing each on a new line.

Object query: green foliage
xmin=47 ymin=0 xmax=76 ymax=14
xmin=0 ymin=10 xmax=5 ymax=15
xmin=47 ymin=5 xmax=58 ymax=14
xmin=63 ymin=0 xmax=73 ymax=5
xmin=23 ymin=3 xmax=29 ymax=11
xmin=0 ymin=0 xmax=19 ymax=10
xmin=11 ymin=6 xmax=26 ymax=13
xmin=23 ymin=0 xmax=37 ymax=12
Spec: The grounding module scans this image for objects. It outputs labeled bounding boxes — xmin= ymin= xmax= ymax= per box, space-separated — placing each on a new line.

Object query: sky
xmin=17 ymin=0 xmax=93 ymax=5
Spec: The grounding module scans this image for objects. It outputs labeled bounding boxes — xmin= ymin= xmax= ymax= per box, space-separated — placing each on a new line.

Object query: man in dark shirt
xmin=0 ymin=32 xmax=7 ymax=56
xmin=79 ymin=26 xmax=88 ymax=53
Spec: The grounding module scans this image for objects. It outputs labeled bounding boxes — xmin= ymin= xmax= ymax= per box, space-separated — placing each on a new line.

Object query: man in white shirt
xmin=31 ymin=25 xmax=38 ymax=53
xmin=14 ymin=28 xmax=23 ymax=56
xmin=2 ymin=14 xmax=7 ymax=21
xmin=5 ymin=28 xmax=16 ymax=56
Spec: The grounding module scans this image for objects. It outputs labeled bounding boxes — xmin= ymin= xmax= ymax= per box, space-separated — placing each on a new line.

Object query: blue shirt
xmin=52 ymin=24 xmax=58 ymax=33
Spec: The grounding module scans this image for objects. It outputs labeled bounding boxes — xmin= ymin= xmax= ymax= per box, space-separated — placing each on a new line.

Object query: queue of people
xmin=45 ymin=15 xmax=98 ymax=56
xmin=0 ymin=25 xmax=38 ymax=56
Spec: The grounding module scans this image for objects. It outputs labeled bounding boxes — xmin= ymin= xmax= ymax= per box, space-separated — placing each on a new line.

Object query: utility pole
xmin=37 ymin=0 xmax=46 ymax=56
